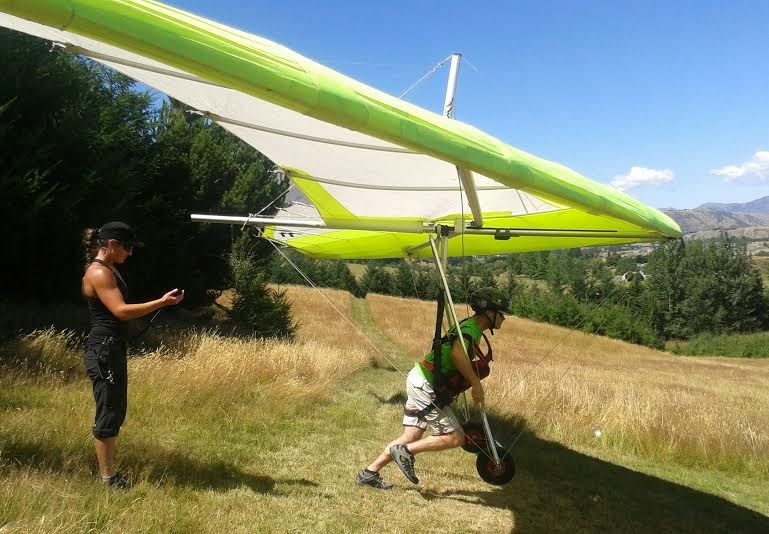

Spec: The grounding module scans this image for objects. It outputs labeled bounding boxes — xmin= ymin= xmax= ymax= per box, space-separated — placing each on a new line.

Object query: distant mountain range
xmin=662 ymin=195 xmax=769 ymax=236
xmin=697 ymin=196 xmax=769 ymax=214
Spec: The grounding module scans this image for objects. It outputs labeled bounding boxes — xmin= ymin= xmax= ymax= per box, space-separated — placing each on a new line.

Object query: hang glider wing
xmin=0 ymin=1 xmax=681 ymax=259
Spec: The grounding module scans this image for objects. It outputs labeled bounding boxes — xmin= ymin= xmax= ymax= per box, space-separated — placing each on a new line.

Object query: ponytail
xmin=82 ymin=227 xmax=107 ymax=270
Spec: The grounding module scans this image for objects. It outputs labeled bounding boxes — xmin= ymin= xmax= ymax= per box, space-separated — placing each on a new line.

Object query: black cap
xmin=97 ymin=221 xmax=144 ymax=247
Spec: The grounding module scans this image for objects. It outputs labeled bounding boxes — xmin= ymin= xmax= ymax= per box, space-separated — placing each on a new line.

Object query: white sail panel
xmin=0 ymin=13 xmax=560 ymax=223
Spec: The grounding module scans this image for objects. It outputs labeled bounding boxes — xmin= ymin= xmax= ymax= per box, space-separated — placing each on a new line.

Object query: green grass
xmin=669 ymin=331 xmax=769 ymax=358
xmin=1 ymin=298 xmax=768 ymax=532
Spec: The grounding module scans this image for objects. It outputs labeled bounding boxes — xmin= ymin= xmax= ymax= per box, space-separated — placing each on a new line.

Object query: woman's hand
xmin=161 ymin=288 xmax=184 ymax=306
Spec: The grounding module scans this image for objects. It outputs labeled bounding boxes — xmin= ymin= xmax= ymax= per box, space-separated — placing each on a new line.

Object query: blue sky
xmin=167 ymin=0 xmax=769 ymax=209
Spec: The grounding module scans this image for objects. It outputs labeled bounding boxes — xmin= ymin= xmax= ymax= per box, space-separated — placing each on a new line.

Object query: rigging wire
xmin=502 ymin=290 xmax=628 ymax=455
xmin=461 ymin=56 xmax=481 ymax=74
xmin=262 ymin=223 xmax=635 ymax=468
xmin=258 ymin=179 xmax=295 ymax=216
xmin=260 ymin=230 xmax=499 ymax=463
xmin=399 ymin=55 xmax=453 ymax=99
xmin=264 ymin=233 xmax=404 ymax=366
xmin=487 ymin=281 xmax=626 ymax=413
xmin=241 ymin=177 xmax=296 ymax=231
xmin=455 ymin=172 xmax=473 ymax=422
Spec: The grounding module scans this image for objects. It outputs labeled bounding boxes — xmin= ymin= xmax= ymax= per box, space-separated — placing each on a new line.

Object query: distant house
xmin=621 ymin=271 xmax=648 ymax=282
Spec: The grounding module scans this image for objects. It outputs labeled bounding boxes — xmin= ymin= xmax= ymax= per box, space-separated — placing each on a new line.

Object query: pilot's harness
xmin=405 ymin=291 xmax=493 ymax=417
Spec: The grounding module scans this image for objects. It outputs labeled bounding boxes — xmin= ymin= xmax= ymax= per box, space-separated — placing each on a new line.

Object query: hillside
xmin=663 ymin=209 xmax=769 ymax=235
xmin=653 ymin=195 xmax=769 ymax=256
xmin=0 ymin=287 xmax=768 ymax=532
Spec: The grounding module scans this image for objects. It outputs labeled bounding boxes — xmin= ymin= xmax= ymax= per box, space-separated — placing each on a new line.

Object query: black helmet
xmin=470 ymin=287 xmax=510 ymax=314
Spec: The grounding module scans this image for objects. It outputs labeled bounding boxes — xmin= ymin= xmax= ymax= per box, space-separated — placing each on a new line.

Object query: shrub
xmin=670 ymin=331 xmax=769 ymax=358
xmin=510 ymin=287 xmax=662 ymax=348
xmin=228 ymin=238 xmax=297 ymax=340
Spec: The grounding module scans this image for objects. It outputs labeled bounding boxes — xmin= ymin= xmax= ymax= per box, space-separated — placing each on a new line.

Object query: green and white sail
xmin=0 ymin=1 xmax=681 ymax=259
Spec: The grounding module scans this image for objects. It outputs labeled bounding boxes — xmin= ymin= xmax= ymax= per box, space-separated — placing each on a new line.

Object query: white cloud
xmin=710 ymin=151 xmax=769 ymax=184
xmin=610 ymin=166 xmax=674 ymax=192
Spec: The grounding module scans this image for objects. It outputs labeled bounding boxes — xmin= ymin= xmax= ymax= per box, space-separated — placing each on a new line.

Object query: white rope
xmin=461 ymin=56 xmax=481 ymax=74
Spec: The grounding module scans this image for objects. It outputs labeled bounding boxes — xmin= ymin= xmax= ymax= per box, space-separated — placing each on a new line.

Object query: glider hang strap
xmin=403 ymin=291 xmax=447 ymax=419
xmin=431 ymin=288 xmax=446 ymax=402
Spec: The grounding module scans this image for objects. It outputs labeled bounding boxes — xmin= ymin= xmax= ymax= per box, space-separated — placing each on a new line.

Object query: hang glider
xmin=0 ymin=1 xmax=682 ymax=259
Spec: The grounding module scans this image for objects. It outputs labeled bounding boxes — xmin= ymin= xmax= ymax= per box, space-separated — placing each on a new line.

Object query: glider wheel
xmin=461 ymin=422 xmax=487 ymax=454
xmin=476 ymin=449 xmax=515 ymax=485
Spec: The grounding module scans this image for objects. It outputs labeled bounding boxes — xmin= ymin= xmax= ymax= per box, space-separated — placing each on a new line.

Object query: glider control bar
xmin=190 ymin=214 xmax=664 ymax=240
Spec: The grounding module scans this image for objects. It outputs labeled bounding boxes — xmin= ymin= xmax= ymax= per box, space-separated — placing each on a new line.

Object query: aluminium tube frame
xmin=191 ymin=213 xmax=666 ymax=240
xmin=429 ymin=232 xmax=501 ymax=467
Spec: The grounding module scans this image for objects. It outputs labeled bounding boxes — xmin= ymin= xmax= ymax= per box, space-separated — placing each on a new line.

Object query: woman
xmin=81 ymin=221 xmax=183 ymax=489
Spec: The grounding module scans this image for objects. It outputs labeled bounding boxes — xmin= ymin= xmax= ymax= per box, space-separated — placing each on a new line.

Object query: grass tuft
xmin=0 ymin=328 xmax=84 ymax=379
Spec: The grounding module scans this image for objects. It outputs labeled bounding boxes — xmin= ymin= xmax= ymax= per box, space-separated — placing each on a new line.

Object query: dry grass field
xmin=0 ymin=286 xmax=767 ymax=532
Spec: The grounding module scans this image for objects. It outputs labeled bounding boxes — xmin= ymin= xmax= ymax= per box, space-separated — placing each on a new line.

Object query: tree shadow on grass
xmin=416 ymin=415 xmax=769 ymax=534
xmin=0 ymin=437 xmax=316 ymax=493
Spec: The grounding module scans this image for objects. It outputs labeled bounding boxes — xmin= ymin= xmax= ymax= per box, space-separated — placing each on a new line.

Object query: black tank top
xmin=86 ymin=258 xmax=128 ymax=344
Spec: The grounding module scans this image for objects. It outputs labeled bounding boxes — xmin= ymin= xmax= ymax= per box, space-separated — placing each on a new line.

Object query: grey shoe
xmin=102 ymin=473 xmax=130 ymax=491
xmin=355 ymin=469 xmax=393 ymax=490
xmin=389 ymin=444 xmax=418 ymax=484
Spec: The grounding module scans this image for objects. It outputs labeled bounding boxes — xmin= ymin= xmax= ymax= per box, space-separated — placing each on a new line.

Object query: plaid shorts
xmin=402 ymin=368 xmax=460 ymax=435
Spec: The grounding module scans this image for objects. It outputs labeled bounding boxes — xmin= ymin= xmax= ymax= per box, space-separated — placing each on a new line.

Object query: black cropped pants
xmin=84 ymin=337 xmax=128 ymax=439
